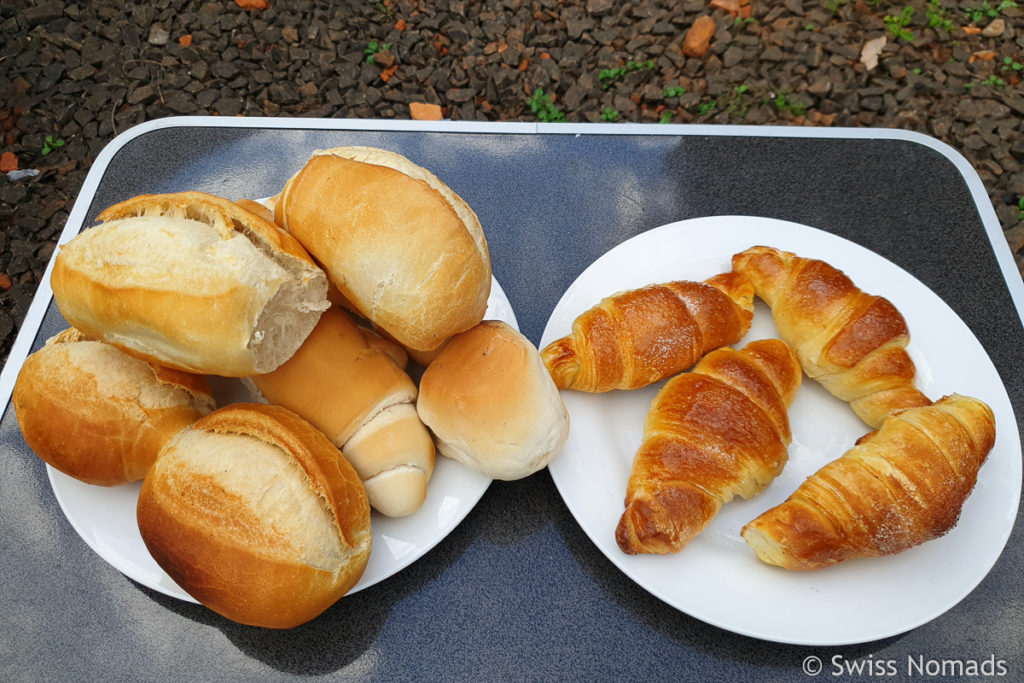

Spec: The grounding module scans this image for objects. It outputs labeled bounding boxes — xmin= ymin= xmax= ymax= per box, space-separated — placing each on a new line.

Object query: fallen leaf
xmin=860 ymin=35 xmax=886 ymax=71
xmin=380 ymin=65 xmax=398 ymax=82
xmin=0 ymin=151 xmax=17 ymax=172
xmin=234 ymin=0 xmax=269 ymax=9
xmin=409 ymin=102 xmax=443 ymax=121
xmin=518 ymin=58 xmax=529 ymax=71
xmin=963 ymin=26 xmax=982 ymax=35
xmin=395 ymin=19 xmax=407 ymax=31
xmin=972 ymin=50 xmax=997 ymax=61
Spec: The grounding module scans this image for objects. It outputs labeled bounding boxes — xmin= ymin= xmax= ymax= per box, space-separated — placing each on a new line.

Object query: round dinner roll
xmin=137 ymin=403 xmax=372 ymax=629
xmin=274 ymin=146 xmax=491 ymax=353
xmin=12 ymin=328 xmax=215 ymax=486
xmin=51 ymin=191 xmax=330 ymax=377
xmin=416 ymin=320 xmax=570 ymax=480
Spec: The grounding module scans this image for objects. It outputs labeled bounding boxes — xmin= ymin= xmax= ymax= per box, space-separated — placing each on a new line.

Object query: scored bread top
xmin=51 ymin=192 xmax=330 ymax=376
xmin=275 ymin=146 xmax=492 ymax=352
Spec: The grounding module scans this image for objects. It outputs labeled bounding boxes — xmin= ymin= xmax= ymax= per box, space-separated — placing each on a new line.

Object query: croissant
xmin=247 ymin=306 xmax=435 ymax=518
xmin=615 ymin=338 xmax=802 ymax=555
xmin=742 ymin=394 xmax=996 ymax=570
xmin=732 ymin=246 xmax=931 ymax=428
xmin=541 ymin=271 xmax=755 ymax=392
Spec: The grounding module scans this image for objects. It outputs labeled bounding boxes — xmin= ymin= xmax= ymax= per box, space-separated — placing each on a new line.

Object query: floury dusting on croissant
xmin=540 ymin=271 xmax=755 ymax=392
xmin=616 ymin=339 xmax=802 ymax=555
xmin=731 ymin=245 xmax=931 ymax=428
xmin=742 ymin=394 xmax=996 ymax=570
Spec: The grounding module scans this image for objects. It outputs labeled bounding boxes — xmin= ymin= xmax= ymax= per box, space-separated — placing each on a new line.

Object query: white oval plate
xmin=541 ymin=216 xmax=1021 ymax=646
xmin=48 ymin=277 xmax=518 ymax=603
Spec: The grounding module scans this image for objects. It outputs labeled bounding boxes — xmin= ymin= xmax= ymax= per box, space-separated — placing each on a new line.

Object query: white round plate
xmin=48 ymin=277 xmax=518 ymax=603
xmin=541 ymin=216 xmax=1021 ymax=646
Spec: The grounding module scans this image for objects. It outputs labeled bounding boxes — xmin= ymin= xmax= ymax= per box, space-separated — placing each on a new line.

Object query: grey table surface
xmin=1 ymin=119 xmax=1021 ymax=681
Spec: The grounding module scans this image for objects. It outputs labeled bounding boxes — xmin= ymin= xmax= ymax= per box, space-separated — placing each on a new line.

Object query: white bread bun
xmin=12 ymin=328 xmax=214 ymax=486
xmin=248 ymin=306 xmax=435 ymax=517
xmin=50 ymin=192 xmax=330 ymax=377
xmin=137 ymin=403 xmax=372 ymax=629
xmin=274 ymin=146 xmax=491 ymax=352
xmin=416 ymin=320 xmax=570 ymax=480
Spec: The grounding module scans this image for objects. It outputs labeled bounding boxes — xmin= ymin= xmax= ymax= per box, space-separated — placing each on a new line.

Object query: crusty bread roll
xmin=274 ymin=146 xmax=491 ymax=352
xmin=416 ymin=320 xmax=570 ymax=480
xmin=137 ymin=403 xmax=372 ymax=629
xmin=50 ymin=192 xmax=330 ymax=377
xmin=247 ymin=307 xmax=434 ymax=517
xmin=12 ymin=328 xmax=214 ymax=486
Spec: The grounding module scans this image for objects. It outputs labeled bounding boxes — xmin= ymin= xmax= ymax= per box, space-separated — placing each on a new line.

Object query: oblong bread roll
xmin=12 ymin=328 xmax=215 ymax=486
xmin=417 ymin=320 xmax=570 ymax=480
xmin=51 ymin=191 xmax=330 ymax=377
xmin=247 ymin=306 xmax=434 ymax=518
xmin=275 ymin=146 xmax=491 ymax=352
xmin=137 ymin=403 xmax=372 ymax=629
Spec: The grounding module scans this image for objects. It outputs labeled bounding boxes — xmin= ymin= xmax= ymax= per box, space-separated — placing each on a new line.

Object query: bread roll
xmin=50 ymin=191 xmax=330 ymax=377
xmin=12 ymin=328 xmax=214 ymax=486
xmin=137 ymin=403 xmax=372 ymax=629
xmin=248 ymin=307 xmax=435 ymax=517
xmin=274 ymin=146 xmax=491 ymax=352
xmin=417 ymin=320 xmax=570 ymax=480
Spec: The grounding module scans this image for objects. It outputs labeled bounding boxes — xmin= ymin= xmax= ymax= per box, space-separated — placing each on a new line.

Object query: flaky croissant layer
xmin=542 ymin=271 xmax=754 ymax=392
xmin=732 ymin=245 xmax=931 ymax=428
xmin=615 ymin=338 xmax=802 ymax=555
xmin=742 ymin=394 xmax=996 ymax=570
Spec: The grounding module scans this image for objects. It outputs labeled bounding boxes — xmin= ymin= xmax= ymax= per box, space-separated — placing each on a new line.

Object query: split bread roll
xmin=274 ymin=146 xmax=492 ymax=353
xmin=247 ymin=306 xmax=435 ymax=518
xmin=137 ymin=403 xmax=372 ymax=629
xmin=732 ymin=246 xmax=931 ymax=428
xmin=417 ymin=320 xmax=570 ymax=480
xmin=615 ymin=339 xmax=802 ymax=555
xmin=541 ymin=271 xmax=755 ymax=392
xmin=742 ymin=394 xmax=996 ymax=570
xmin=12 ymin=328 xmax=214 ymax=486
xmin=50 ymin=191 xmax=330 ymax=377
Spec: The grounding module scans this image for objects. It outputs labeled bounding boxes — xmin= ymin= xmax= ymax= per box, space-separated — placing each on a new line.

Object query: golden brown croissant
xmin=541 ymin=271 xmax=755 ymax=392
xmin=615 ymin=338 xmax=802 ymax=555
xmin=742 ymin=394 xmax=996 ymax=570
xmin=732 ymin=245 xmax=931 ymax=428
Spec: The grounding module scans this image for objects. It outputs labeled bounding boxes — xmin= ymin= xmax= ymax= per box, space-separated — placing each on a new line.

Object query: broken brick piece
xmin=682 ymin=16 xmax=716 ymax=58
xmin=710 ymin=0 xmax=741 ymax=17
xmin=234 ymin=0 xmax=269 ymax=9
xmin=0 ymin=151 xmax=17 ymax=172
xmin=179 ymin=34 xmax=193 ymax=47
xmin=410 ymin=102 xmax=443 ymax=121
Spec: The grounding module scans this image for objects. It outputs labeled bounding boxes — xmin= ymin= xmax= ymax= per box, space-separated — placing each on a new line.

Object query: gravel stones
xmin=1 ymin=0 xmax=1024 ymax=362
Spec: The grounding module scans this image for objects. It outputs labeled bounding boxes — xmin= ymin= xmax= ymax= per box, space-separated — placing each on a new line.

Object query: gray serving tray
xmin=1 ymin=118 xmax=1022 ymax=681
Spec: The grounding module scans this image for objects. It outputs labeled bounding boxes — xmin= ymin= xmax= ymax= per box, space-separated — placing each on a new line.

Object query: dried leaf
xmin=860 ymin=36 xmax=886 ymax=71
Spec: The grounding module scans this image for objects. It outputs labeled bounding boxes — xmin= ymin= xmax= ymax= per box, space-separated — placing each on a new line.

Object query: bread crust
xmin=137 ymin=403 xmax=372 ymax=628
xmin=249 ymin=306 xmax=435 ymax=517
xmin=742 ymin=394 xmax=996 ymax=570
xmin=732 ymin=245 xmax=931 ymax=427
xmin=275 ymin=147 xmax=491 ymax=352
xmin=540 ymin=271 xmax=755 ymax=392
xmin=615 ymin=339 xmax=802 ymax=555
xmin=51 ymin=192 xmax=329 ymax=376
xmin=12 ymin=329 xmax=214 ymax=486
xmin=417 ymin=320 xmax=570 ymax=481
